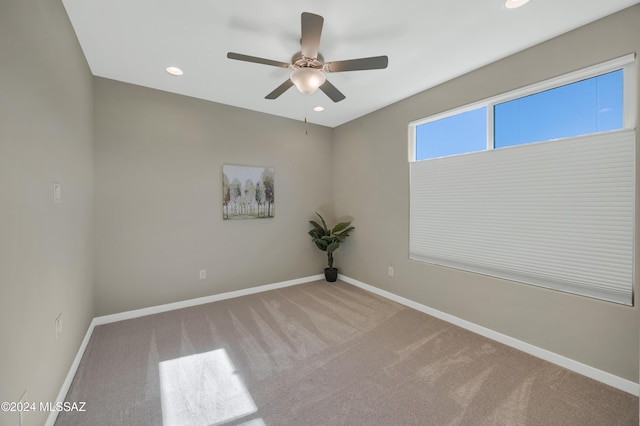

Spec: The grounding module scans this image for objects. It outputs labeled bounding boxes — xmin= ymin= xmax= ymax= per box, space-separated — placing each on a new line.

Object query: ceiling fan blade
xmin=227 ymin=52 xmax=290 ymax=68
xmin=325 ymin=56 xmax=389 ymax=72
xmin=301 ymin=12 xmax=323 ymax=59
xmin=265 ymin=79 xmax=294 ymax=99
xmin=319 ymin=80 xmax=346 ymax=103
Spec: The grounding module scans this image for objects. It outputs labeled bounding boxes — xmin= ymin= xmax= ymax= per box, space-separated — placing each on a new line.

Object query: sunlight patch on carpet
xmin=159 ymin=349 xmax=257 ymax=426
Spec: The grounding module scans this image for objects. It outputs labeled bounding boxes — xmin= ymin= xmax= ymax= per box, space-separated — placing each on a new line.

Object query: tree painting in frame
xmin=223 ymin=164 xmax=274 ymax=220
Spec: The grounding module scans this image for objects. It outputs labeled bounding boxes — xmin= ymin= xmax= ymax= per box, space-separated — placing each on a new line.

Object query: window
xmin=416 ymin=107 xmax=487 ymax=160
xmin=494 ymin=70 xmax=623 ymax=148
xmin=412 ymin=55 xmax=633 ymax=161
xmin=409 ymin=55 xmax=636 ymax=305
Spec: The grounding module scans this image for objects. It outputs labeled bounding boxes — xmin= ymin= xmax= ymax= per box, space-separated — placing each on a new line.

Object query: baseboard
xmin=45 ymin=317 xmax=98 ymax=426
xmin=339 ymin=274 xmax=640 ymax=397
xmin=94 ymin=274 xmax=324 ymax=325
xmin=46 ymin=274 xmax=323 ymax=425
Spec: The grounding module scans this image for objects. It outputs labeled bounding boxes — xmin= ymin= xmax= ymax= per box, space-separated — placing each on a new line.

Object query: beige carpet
xmin=56 ymin=281 xmax=638 ymax=425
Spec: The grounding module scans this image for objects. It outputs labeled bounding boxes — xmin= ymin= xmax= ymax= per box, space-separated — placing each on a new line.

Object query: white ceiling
xmin=61 ymin=0 xmax=638 ymax=128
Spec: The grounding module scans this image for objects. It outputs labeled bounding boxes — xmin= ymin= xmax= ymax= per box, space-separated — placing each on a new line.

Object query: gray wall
xmin=2 ymin=3 xmax=638 ymax=421
xmin=0 ymin=1 xmax=94 ymax=425
xmin=333 ymin=5 xmax=640 ymax=382
xmin=93 ymin=78 xmax=334 ymax=316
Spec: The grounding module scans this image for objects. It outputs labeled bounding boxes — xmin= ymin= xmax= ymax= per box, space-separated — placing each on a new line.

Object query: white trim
xmin=45 ymin=317 xmax=98 ymax=426
xmin=623 ymin=58 xmax=637 ymax=129
xmin=46 ymin=274 xmax=324 ymax=425
xmin=93 ymin=274 xmax=324 ymax=325
xmin=486 ymin=106 xmax=494 ymax=150
xmin=338 ymin=274 xmax=639 ymax=396
xmin=407 ymin=124 xmax=417 ymax=162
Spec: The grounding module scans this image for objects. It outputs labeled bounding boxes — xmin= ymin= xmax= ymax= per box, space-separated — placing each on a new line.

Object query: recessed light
xmin=166 ymin=66 xmax=183 ymax=76
xmin=504 ymin=0 xmax=530 ymax=8
xmin=313 ymin=106 xmax=325 ymax=112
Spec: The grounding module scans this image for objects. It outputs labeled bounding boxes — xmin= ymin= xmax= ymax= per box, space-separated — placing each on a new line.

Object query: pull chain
xmin=304 ymin=95 xmax=309 ymax=136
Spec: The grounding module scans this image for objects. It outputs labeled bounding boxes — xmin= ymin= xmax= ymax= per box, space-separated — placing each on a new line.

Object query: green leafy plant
xmin=308 ymin=212 xmax=354 ymax=269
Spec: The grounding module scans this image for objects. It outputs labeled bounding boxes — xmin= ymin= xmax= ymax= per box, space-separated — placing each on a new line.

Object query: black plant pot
xmin=324 ymin=267 xmax=338 ymax=282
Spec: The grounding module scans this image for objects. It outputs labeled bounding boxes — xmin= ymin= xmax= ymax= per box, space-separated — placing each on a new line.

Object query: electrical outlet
xmin=199 ymin=269 xmax=207 ymax=280
xmin=388 ymin=266 xmax=394 ymax=277
xmin=55 ymin=313 xmax=63 ymax=340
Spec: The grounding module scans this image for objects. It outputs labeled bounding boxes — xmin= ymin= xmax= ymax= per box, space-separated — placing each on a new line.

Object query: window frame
xmin=408 ymin=53 xmax=636 ymax=162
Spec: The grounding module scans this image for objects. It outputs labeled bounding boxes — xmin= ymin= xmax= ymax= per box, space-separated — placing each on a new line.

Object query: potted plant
xmin=308 ymin=212 xmax=354 ymax=282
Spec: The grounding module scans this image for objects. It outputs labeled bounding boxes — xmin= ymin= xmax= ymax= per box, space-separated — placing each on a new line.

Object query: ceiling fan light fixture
xmin=290 ymin=67 xmax=326 ymax=95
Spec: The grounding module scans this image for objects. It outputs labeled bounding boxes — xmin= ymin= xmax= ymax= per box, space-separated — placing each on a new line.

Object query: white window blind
xmin=409 ymin=130 xmax=635 ymax=305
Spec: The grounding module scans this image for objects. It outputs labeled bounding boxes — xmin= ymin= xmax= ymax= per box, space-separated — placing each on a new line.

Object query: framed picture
xmin=222 ymin=164 xmax=274 ymax=220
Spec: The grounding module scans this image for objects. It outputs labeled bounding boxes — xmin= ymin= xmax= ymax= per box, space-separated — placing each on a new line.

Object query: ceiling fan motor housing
xmin=292 ymin=52 xmax=324 ymax=69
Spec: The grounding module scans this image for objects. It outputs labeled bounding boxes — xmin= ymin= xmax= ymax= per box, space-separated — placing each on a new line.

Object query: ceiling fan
xmin=227 ymin=12 xmax=389 ymax=102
